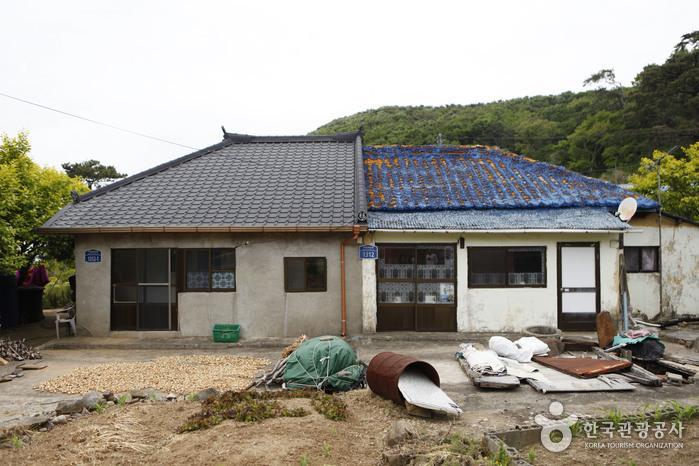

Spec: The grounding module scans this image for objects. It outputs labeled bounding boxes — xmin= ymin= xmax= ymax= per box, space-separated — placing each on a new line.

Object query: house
xmin=39 ymin=131 xmax=368 ymax=338
xmin=624 ymin=211 xmax=699 ymax=320
xmin=358 ymin=144 xmax=661 ymax=333
xmin=42 ymin=131 xmax=694 ymax=339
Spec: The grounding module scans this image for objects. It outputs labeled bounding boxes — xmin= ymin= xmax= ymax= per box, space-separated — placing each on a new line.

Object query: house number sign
xmin=84 ymin=249 xmax=102 ymax=263
xmin=359 ymin=245 xmax=378 ymax=260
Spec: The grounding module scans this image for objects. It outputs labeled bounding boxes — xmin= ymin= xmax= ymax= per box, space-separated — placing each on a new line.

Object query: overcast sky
xmin=1 ymin=1 xmax=697 ymax=177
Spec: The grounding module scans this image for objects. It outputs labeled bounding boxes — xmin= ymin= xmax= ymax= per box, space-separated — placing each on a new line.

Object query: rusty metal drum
xmin=366 ymin=352 xmax=440 ymax=405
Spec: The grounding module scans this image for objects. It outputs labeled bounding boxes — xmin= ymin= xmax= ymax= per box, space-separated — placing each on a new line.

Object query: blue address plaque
xmin=84 ymin=249 xmax=102 ymax=263
xmin=359 ymin=244 xmax=378 ymax=260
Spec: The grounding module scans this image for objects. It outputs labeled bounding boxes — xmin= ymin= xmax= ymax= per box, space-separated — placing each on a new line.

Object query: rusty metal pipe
xmin=340 ymin=225 xmax=360 ymax=336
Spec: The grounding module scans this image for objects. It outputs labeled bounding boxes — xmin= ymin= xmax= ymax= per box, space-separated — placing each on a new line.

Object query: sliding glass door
xmin=111 ymin=249 xmax=177 ymax=331
xmin=376 ymin=244 xmax=456 ymax=332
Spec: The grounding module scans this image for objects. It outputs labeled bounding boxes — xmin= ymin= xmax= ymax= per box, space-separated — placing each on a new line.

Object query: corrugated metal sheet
xmin=363 ymin=145 xmax=658 ymax=211
xmin=369 ymin=207 xmax=630 ymax=230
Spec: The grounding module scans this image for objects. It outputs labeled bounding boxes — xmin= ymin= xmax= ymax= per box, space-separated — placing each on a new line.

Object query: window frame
xmin=110 ymin=248 xmax=178 ymax=331
xmin=284 ymin=257 xmax=327 ymax=292
xmin=183 ymin=248 xmax=236 ymax=292
xmin=467 ymin=246 xmax=547 ymax=288
xmin=624 ymin=246 xmax=659 ymax=273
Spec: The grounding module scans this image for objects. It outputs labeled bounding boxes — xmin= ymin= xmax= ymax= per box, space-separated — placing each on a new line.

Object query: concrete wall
xmin=73 ymin=232 xmax=364 ymax=338
xmin=362 ymin=231 xmax=622 ymax=333
xmin=625 ymin=214 xmax=699 ymax=319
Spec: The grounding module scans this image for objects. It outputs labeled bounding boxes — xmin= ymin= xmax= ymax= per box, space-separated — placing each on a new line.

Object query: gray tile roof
xmin=41 ymin=132 xmax=364 ymax=232
xmin=369 ymin=207 xmax=631 ymax=231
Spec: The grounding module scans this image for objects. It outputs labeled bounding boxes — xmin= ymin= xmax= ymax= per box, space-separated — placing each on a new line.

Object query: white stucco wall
xmin=73 ymin=232 xmax=364 ymax=338
xmin=625 ymin=215 xmax=699 ymax=318
xmin=361 ymin=234 xmax=378 ymax=333
xmin=362 ymin=231 xmax=622 ymax=332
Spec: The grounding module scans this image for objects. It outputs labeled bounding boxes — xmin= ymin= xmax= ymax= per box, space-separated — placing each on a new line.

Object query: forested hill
xmin=312 ymin=32 xmax=698 ymax=182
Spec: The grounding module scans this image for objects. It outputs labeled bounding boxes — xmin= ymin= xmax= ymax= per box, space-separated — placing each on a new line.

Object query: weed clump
xmin=177 ymin=388 xmax=347 ymax=433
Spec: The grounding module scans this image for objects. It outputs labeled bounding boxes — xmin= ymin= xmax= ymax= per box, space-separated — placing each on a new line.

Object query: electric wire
xmin=0 ymin=91 xmax=198 ymax=150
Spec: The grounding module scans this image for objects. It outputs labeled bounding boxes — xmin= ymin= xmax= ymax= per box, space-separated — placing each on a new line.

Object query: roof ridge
xmin=225 ymin=131 xmax=361 ymax=144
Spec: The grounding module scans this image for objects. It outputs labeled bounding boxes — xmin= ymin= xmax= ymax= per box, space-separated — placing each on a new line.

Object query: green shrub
xmin=41 ymin=261 xmax=75 ymax=309
xmin=42 ymin=277 xmax=73 ymax=308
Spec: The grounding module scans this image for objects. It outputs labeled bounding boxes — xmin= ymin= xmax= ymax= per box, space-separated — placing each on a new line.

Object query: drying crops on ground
xmin=33 ymin=355 xmax=270 ymax=394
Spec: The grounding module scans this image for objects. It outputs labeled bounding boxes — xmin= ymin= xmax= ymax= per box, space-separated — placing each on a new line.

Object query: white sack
xmin=489 ymin=336 xmax=533 ymax=363
xmin=514 ymin=336 xmax=550 ymax=356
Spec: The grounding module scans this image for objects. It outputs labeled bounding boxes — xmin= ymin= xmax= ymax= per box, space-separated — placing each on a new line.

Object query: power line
xmin=0 ymin=91 xmax=198 ymax=150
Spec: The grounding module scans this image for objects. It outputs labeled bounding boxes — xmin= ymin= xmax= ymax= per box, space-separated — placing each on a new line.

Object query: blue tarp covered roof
xmin=363 ymin=145 xmax=658 ymax=212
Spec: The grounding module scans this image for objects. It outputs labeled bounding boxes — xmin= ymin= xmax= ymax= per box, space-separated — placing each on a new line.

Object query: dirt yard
xmin=0 ymin=388 xmax=471 ymax=465
xmin=3 ymin=388 xmax=697 ymax=465
xmin=1 ymin=320 xmax=698 ymax=464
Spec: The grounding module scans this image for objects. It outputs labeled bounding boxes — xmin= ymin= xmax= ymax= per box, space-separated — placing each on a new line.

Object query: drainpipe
xmin=341 ymin=225 xmax=361 ymax=336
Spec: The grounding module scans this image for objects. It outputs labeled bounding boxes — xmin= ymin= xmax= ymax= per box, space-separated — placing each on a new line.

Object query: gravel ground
xmin=33 ymin=354 xmax=271 ymax=395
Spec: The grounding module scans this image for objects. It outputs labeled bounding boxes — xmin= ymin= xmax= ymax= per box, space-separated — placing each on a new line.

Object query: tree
xmin=514 ymin=118 xmax=563 ymax=162
xmin=627 ymin=31 xmax=699 ymax=131
xmin=0 ymin=132 xmax=89 ymax=276
xmin=560 ymin=110 xmax=625 ymax=174
xmin=62 ymin=159 xmax=127 ymax=189
xmin=629 ymin=143 xmax=699 ymax=221
xmin=584 ymin=68 xmax=626 ymax=107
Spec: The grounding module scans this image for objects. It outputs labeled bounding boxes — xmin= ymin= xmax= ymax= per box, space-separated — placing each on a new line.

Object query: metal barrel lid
xmin=366 ymin=351 xmax=440 ymax=405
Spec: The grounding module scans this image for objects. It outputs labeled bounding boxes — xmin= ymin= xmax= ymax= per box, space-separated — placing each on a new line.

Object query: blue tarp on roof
xmin=363 ymin=145 xmax=658 ymax=212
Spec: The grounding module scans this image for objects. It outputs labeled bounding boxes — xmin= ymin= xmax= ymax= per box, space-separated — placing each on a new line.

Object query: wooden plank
xmin=592 ymin=347 xmax=663 ymax=387
xmin=466 ymin=368 xmax=520 ymax=389
xmin=657 ymin=358 xmax=697 ymax=377
xmin=525 ymin=364 xmax=635 ymax=393
xmin=663 ymin=354 xmax=699 ymax=366
xmin=456 ymin=355 xmax=519 ymax=389
xmin=16 ymin=362 xmax=48 ymax=370
xmin=405 ymin=401 xmax=432 ymax=418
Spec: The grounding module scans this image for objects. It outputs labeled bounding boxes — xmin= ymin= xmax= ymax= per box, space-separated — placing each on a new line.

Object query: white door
xmin=558 ymin=243 xmax=599 ymax=330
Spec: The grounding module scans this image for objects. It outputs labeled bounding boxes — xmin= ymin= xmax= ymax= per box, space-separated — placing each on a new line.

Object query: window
xmin=625 ymin=246 xmax=659 ymax=273
xmin=185 ymin=249 xmax=236 ymax=291
xmin=468 ymin=247 xmax=546 ymax=288
xmin=284 ymin=257 xmax=327 ymax=292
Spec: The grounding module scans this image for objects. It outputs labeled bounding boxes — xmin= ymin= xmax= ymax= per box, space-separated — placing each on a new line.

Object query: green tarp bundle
xmin=283 ymin=336 xmax=364 ymax=391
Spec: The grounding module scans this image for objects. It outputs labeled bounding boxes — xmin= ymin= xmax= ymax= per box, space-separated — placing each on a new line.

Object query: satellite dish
xmin=616 ymin=197 xmax=637 ymax=222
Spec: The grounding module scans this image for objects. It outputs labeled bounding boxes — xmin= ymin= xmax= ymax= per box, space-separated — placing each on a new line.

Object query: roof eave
xmin=371 ymin=228 xmax=628 ymax=234
xmin=38 ymin=225 xmax=369 ymax=234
